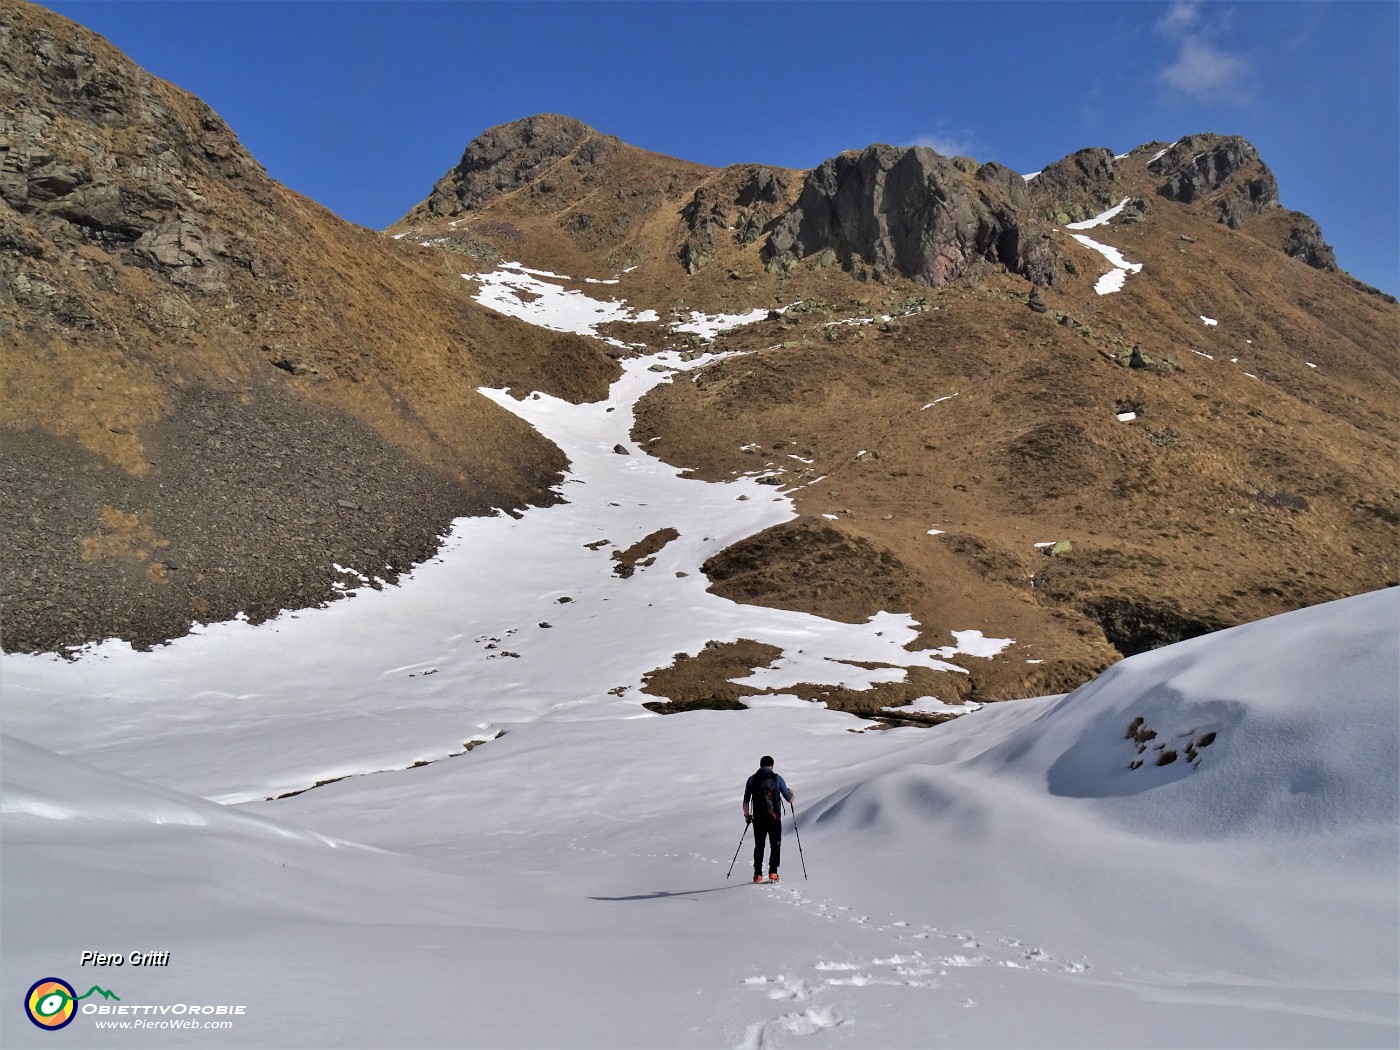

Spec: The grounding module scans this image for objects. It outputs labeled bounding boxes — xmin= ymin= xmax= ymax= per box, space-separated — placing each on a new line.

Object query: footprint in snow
xmin=743 ymin=974 xmax=815 ymax=1001
xmin=767 ymin=885 xmax=1091 ymax=978
xmin=735 ymin=1006 xmax=850 ymax=1050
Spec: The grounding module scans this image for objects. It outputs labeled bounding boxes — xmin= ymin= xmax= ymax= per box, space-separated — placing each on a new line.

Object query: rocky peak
xmin=1148 ymin=133 xmax=1279 ymax=228
xmin=735 ymin=167 xmax=789 ymax=208
xmin=763 ymin=143 xmax=1059 ymax=287
xmin=417 ymin=114 xmax=617 ymax=218
xmin=1027 ymin=147 xmax=1121 ymax=224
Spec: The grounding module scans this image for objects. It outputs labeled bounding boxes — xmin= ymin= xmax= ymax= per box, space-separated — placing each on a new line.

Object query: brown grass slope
xmin=390 ymin=114 xmax=810 ymax=326
xmin=403 ymin=117 xmax=1398 ymax=705
xmin=0 ymin=3 xmax=617 ymax=653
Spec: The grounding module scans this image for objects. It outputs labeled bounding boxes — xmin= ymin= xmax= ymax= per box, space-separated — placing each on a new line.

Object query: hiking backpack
xmin=752 ymin=768 xmax=781 ymax=823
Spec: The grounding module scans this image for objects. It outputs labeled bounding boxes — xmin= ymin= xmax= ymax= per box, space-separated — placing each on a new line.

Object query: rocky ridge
xmin=392 ymin=114 xmax=1398 ymax=706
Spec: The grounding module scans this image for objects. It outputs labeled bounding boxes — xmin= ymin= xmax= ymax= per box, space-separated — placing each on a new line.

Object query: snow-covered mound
xmin=816 ymin=589 xmax=1398 ymax=840
xmin=998 ymin=588 xmax=1396 ymax=834
xmin=0 ymin=736 xmax=467 ymax=929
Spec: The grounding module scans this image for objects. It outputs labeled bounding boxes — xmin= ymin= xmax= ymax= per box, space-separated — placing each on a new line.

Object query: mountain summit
xmin=394 ymin=116 xmax=1398 ymax=703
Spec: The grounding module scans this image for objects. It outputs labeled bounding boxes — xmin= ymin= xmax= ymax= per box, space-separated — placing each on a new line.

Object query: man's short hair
xmin=760 ymin=755 xmax=774 ymax=767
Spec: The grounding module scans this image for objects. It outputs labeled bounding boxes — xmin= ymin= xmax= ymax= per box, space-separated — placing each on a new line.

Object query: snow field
xmin=466 ymin=261 xmax=780 ymax=346
xmin=1 ymin=345 xmax=1001 ymax=805
xmin=6 ymin=591 xmax=1395 ymax=1047
xmin=465 ymin=261 xmax=659 ymax=346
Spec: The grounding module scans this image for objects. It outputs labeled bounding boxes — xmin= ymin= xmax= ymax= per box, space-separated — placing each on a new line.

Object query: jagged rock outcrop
xmin=415 ymin=114 xmax=613 ymax=218
xmin=0 ymin=8 xmax=267 ymax=295
xmin=1280 ymin=215 xmax=1338 ymax=271
xmin=1148 ymin=133 xmax=1279 ymax=229
xmin=733 ymin=167 xmax=789 ymax=246
xmin=736 ymin=168 xmax=788 ymax=208
xmin=678 ymin=167 xmax=794 ymax=271
xmin=1027 ymin=147 xmax=1121 ymax=224
xmin=763 ymin=144 xmax=1060 ymax=287
xmin=679 ymin=188 xmax=724 ymax=273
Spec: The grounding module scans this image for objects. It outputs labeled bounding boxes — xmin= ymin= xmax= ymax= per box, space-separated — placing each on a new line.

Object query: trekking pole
xmin=725 ymin=820 xmax=749 ymax=879
xmin=786 ymin=799 xmax=808 ymax=880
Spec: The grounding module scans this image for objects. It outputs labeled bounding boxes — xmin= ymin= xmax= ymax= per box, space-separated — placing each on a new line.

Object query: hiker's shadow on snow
xmin=588 ymin=884 xmax=752 ymax=902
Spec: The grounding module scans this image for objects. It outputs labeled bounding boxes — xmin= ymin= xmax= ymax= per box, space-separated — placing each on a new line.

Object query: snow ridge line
xmin=259 ymin=732 xmax=503 ymax=802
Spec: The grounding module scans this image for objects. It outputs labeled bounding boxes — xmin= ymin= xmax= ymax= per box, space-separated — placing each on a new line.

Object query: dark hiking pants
xmin=753 ymin=816 xmax=782 ymax=875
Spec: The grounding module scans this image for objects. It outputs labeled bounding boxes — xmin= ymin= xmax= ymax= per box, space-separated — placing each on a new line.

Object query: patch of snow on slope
xmin=955 ymin=589 xmax=1399 ymax=836
xmin=467 ymin=262 xmax=656 ymax=346
xmin=1147 ymin=139 xmax=1180 ymax=163
xmin=1070 ymin=233 xmax=1143 ymax=295
xmin=673 ymin=307 xmax=773 ymax=338
xmin=468 ymin=262 xmax=772 ymax=345
xmin=1065 ymin=198 xmax=1130 ymax=230
xmin=1063 ymin=200 xmax=1143 ymax=295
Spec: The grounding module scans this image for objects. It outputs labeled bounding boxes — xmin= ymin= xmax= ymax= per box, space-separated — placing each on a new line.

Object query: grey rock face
xmin=736 ymin=168 xmax=789 ymax=208
xmin=1148 ymin=134 xmax=1279 ymax=228
xmin=1281 ymin=216 xmax=1338 ymax=271
xmin=679 ymin=189 xmax=724 ymax=273
xmin=133 ymin=217 xmax=228 ymax=291
xmin=0 ymin=10 xmax=262 ymax=294
xmin=421 ymin=114 xmax=602 ymax=217
xmin=1027 ymin=147 xmax=1121 ymax=224
xmin=764 ymin=144 xmax=1060 ymax=287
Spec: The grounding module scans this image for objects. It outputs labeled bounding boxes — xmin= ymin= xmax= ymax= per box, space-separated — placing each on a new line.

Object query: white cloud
xmin=1160 ymin=38 xmax=1251 ymax=101
xmin=1155 ymin=2 xmax=1252 ymax=104
xmin=1157 ymin=1 xmax=1200 ymax=36
xmin=910 ymin=133 xmax=977 ymax=159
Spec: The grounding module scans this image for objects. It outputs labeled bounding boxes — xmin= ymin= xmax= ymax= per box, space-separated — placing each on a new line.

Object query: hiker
xmin=743 ymin=756 xmax=794 ymax=883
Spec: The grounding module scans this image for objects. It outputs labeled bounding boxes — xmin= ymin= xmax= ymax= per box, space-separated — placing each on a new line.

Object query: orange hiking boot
xmin=768 ymin=872 xmax=780 ymax=882
xmin=753 ymin=875 xmax=764 ymax=884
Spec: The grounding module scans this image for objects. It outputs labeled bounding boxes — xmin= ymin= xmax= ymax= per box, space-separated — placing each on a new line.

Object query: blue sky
xmin=45 ymin=1 xmax=1400 ymax=295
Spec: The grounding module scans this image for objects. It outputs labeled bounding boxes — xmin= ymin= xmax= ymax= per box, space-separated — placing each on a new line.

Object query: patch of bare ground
xmin=640 ymin=639 xmax=782 ymax=713
xmin=701 ymin=520 xmax=916 ymax=623
xmin=639 ymin=640 xmax=981 ymax=724
xmin=612 ymin=527 xmax=679 ymax=578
